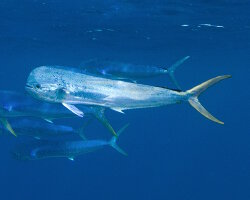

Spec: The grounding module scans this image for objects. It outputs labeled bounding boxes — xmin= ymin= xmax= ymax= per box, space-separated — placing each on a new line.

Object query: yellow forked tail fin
xmin=186 ymin=75 xmax=231 ymax=124
xmin=110 ymin=124 xmax=129 ymax=156
xmin=0 ymin=118 xmax=17 ymax=137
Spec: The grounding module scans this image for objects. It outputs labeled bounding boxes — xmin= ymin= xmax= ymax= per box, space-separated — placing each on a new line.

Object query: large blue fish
xmin=12 ymin=124 xmax=128 ymax=161
xmin=26 ymin=66 xmax=231 ymax=125
xmin=80 ymin=56 xmax=190 ymax=89
xmin=0 ymin=118 xmax=84 ymax=139
xmin=0 ymin=90 xmax=116 ymax=136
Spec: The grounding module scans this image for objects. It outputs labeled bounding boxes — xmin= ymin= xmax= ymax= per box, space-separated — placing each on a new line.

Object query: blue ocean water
xmin=0 ymin=0 xmax=249 ymax=200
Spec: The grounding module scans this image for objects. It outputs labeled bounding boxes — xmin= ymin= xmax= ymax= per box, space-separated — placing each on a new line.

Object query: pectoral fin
xmin=68 ymin=157 xmax=75 ymax=161
xmin=43 ymin=118 xmax=54 ymax=123
xmin=62 ymin=103 xmax=84 ymax=118
xmin=110 ymin=107 xmax=125 ymax=114
xmin=0 ymin=118 xmax=17 ymax=137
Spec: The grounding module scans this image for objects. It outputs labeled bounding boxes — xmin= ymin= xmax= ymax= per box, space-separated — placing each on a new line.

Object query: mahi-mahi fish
xmin=12 ymin=124 xmax=128 ymax=161
xmin=0 ymin=90 xmax=116 ymax=136
xmin=26 ymin=66 xmax=231 ymax=125
xmin=0 ymin=118 xmax=85 ymax=139
xmin=80 ymin=56 xmax=190 ymax=89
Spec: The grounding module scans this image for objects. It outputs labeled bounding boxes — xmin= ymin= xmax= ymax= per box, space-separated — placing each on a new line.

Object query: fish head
xmin=11 ymin=146 xmax=39 ymax=161
xmin=26 ymin=66 xmax=62 ymax=103
xmin=11 ymin=149 xmax=37 ymax=160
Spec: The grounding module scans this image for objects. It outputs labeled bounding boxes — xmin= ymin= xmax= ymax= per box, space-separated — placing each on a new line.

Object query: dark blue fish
xmin=0 ymin=90 xmax=74 ymax=120
xmin=0 ymin=118 xmax=83 ymax=139
xmin=12 ymin=124 xmax=128 ymax=161
xmin=0 ymin=90 xmax=116 ymax=136
xmin=80 ymin=56 xmax=190 ymax=89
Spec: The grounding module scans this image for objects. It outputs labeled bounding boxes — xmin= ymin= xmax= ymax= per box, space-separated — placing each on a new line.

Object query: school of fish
xmin=0 ymin=57 xmax=231 ymax=161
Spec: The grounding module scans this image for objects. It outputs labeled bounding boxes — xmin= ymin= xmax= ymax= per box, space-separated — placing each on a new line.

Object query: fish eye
xmin=35 ymin=84 xmax=41 ymax=89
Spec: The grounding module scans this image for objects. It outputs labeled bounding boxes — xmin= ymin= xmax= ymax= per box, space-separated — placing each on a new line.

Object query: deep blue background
xmin=0 ymin=1 xmax=249 ymax=200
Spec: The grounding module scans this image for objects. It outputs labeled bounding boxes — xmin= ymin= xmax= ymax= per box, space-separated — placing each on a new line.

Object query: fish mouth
xmin=25 ymin=84 xmax=36 ymax=96
xmin=25 ymin=84 xmax=34 ymax=92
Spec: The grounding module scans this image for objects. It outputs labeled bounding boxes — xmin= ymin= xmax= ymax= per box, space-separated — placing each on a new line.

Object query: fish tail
xmin=0 ymin=118 xmax=17 ymax=137
xmin=165 ymin=56 xmax=190 ymax=90
xmin=109 ymin=124 xmax=129 ymax=156
xmin=185 ymin=75 xmax=231 ymax=124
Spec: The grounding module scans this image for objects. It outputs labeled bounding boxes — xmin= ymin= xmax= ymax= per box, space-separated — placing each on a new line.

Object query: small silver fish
xmin=26 ymin=66 xmax=231 ymax=124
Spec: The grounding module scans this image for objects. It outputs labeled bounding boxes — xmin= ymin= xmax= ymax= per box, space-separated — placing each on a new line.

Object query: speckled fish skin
xmin=0 ymin=118 xmax=77 ymax=138
xmin=26 ymin=66 xmax=186 ymax=111
xmin=26 ymin=66 xmax=231 ymax=125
